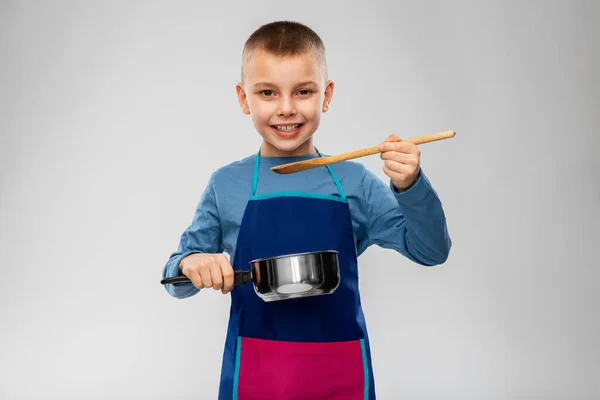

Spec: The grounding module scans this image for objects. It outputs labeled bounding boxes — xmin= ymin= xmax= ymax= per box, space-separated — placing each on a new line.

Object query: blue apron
xmin=218 ymin=151 xmax=376 ymax=399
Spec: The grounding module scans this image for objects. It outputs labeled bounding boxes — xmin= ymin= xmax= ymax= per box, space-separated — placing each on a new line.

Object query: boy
xmin=162 ymin=21 xmax=451 ymax=400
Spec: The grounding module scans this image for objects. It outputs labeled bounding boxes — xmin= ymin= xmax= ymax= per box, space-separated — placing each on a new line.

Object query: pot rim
xmin=249 ymin=250 xmax=339 ymax=264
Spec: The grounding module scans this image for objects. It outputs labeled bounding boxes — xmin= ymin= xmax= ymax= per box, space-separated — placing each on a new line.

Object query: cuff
xmin=389 ymin=168 xmax=433 ymax=204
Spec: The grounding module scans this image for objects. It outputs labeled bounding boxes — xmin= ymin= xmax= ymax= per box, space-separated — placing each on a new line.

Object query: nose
xmin=276 ymin=96 xmax=296 ymax=117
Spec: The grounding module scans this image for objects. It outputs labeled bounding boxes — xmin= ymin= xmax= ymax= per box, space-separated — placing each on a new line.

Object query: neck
xmin=260 ymin=139 xmax=317 ymax=157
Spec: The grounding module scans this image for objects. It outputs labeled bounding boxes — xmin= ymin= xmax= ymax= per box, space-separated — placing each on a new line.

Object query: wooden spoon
xmin=270 ymin=130 xmax=456 ymax=174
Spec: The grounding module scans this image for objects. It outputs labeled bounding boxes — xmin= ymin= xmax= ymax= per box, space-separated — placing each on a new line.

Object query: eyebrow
xmin=295 ymin=81 xmax=319 ymax=87
xmin=252 ymin=81 xmax=319 ymax=88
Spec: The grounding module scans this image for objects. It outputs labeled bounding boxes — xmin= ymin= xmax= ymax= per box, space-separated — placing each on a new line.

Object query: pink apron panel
xmin=235 ymin=336 xmax=368 ymax=400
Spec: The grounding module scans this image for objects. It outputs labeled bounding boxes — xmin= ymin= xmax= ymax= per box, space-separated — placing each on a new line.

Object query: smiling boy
xmin=162 ymin=21 xmax=451 ymax=399
xmin=236 ymin=31 xmax=331 ymax=157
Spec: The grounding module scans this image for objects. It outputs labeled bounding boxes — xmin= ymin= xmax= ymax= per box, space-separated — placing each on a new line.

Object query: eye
xmin=297 ymin=89 xmax=312 ymax=96
xmin=260 ymin=90 xmax=274 ymax=97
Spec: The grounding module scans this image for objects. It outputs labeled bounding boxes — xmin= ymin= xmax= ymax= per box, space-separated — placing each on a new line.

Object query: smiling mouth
xmin=272 ymin=123 xmax=303 ymax=132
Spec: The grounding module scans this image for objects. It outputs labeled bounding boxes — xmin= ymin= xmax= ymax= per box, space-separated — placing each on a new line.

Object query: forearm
xmin=161 ymin=175 xmax=223 ymax=298
xmin=364 ymin=167 xmax=451 ymax=266
xmin=391 ymin=171 xmax=452 ymax=265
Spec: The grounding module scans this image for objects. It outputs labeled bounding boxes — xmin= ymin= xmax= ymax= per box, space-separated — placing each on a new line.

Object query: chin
xmin=262 ymin=136 xmax=313 ymax=156
xmin=271 ymin=140 xmax=303 ymax=152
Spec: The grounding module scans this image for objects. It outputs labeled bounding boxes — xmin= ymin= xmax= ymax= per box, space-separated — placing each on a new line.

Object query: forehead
xmin=244 ymin=50 xmax=323 ymax=86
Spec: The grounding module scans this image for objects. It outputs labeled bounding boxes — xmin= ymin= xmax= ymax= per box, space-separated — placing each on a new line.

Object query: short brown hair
xmin=241 ymin=21 xmax=327 ymax=82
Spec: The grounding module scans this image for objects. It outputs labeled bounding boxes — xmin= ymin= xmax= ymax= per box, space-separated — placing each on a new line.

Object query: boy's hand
xmin=379 ymin=134 xmax=421 ymax=191
xmin=179 ymin=253 xmax=235 ymax=294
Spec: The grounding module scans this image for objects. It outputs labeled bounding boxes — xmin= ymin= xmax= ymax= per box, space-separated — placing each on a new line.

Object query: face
xmin=236 ymin=50 xmax=334 ymax=157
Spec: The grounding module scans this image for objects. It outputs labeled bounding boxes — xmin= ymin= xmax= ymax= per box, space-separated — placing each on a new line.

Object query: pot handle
xmin=160 ymin=270 xmax=252 ymax=286
xmin=234 ymin=270 xmax=253 ymax=285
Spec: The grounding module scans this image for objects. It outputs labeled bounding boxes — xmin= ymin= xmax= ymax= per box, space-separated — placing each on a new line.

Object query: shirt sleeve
xmin=361 ymin=167 xmax=452 ymax=266
xmin=161 ymin=174 xmax=223 ymax=299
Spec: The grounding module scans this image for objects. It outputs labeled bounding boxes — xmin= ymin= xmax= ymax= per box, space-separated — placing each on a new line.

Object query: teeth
xmin=275 ymin=124 xmax=300 ymax=132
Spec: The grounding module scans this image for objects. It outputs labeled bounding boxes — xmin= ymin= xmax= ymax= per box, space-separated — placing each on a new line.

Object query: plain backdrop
xmin=1 ymin=1 xmax=599 ymax=399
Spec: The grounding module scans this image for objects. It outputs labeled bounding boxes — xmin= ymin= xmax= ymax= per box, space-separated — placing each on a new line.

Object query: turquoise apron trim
xmin=250 ymin=192 xmax=347 ymax=203
xmin=251 ymin=147 xmax=347 ymax=201
xmin=360 ymin=339 xmax=369 ymax=399
xmin=251 ymin=151 xmax=260 ymax=199
xmin=325 ymin=163 xmax=346 ymax=200
xmin=232 ymin=337 xmax=242 ymax=399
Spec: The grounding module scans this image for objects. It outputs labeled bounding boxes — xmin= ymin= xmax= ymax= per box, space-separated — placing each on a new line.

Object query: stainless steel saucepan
xmin=160 ymin=250 xmax=340 ymax=302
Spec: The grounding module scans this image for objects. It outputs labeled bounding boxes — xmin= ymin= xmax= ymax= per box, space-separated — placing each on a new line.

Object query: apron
xmin=217 ymin=150 xmax=376 ymax=400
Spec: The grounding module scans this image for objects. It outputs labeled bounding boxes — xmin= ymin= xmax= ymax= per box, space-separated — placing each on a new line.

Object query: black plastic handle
xmin=161 ymin=269 xmax=252 ymax=286
xmin=160 ymin=275 xmax=190 ymax=285
xmin=234 ymin=270 xmax=253 ymax=285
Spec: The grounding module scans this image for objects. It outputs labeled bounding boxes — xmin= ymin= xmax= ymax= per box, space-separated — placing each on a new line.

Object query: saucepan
xmin=160 ymin=250 xmax=340 ymax=302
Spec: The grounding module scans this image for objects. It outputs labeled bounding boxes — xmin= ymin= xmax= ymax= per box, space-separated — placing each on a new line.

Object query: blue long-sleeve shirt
xmin=162 ymin=153 xmax=451 ymax=299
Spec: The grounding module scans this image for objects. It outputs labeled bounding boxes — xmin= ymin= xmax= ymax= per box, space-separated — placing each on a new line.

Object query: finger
xmin=187 ymin=270 xmax=204 ymax=290
xmin=199 ymin=261 xmax=213 ymax=289
xmin=379 ymin=141 xmax=419 ymax=154
xmin=220 ymin=256 xmax=235 ymax=293
xmin=384 ymin=133 xmax=402 ymax=142
xmin=384 ymin=159 xmax=417 ymax=175
xmin=380 ymin=152 xmax=419 ymax=167
xmin=210 ymin=261 xmax=223 ymax=290
xmin=384 ymin=165 xmax=408 ymax=184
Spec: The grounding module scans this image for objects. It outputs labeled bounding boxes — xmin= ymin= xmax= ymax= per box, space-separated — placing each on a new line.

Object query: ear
xmin=322 ymin=80 xmax=334 ymax=113
xmin=236 ymin=83 xmax=250 ymax=115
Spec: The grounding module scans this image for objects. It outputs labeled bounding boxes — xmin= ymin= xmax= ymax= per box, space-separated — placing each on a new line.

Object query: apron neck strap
xmin=251 ymin=148 xmax=261 ymax=196
xmin=251 ymin=147 xmax=347 ymax=200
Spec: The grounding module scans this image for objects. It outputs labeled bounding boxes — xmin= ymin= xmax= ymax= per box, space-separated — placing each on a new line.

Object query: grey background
xmin=1 ymin=1 xmax=599 ymax=399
